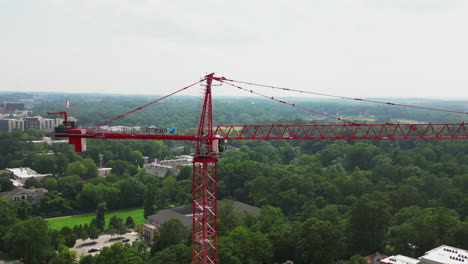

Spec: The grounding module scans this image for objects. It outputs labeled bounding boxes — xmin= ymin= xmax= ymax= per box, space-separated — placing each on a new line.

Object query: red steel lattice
xmin=50 ymin=74 xmax=468 ymax=264
xmin=214 ymin=123 xmax=468 ymax=140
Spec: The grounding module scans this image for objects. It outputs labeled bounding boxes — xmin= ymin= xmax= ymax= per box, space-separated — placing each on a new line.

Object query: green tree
xmin=129 ymin=150 xmax=144 ymax=167
xmin=73 ymin=225 xmax=84 ymax=238
xmin=78 ymin=255 xmax=94 ymax=264
xmin=49 ymin=229 xmax=64 ymax=251
xmin=125 ymin=216 xmax=135 ymax=229
xmin=95 ymin=202 xmax=107 ymax=231
xmin=31 ymin=154 xmax=58 ymax=174
xmin=60 ymin=226 xmax=77 ymax=248
xmin=88 ymin=223 xmax=100 ymax=241
xmin=144 ymin=184 xmax=158 ymax=218
xmin=41 ymin=176 xmax=58 ymax=191
xmin=450 ymin=220 xmax=468 ymax=249
xmin=295 ymin=217 xmax=346 ymax=264
xmin=218 ymin=200 xmax=244 ymax=235
xmin=177 ymin=166 xmax=192 ymax=181
xmin=57 ymin=175 xmax=81 ymax=200
xmin=344 ymin=142 xmax=380 ymax=170
xmin=161 ymin=175 xmax=178 ymax=204
xmin=67 ymin=161 xmax=87 ymax=178
xmin=132 ymin=240 xmax=151 ymax=262
xmin=49 ymin=244 xmax=76 ymax=264
xmin=349 ymin=255 xmax=368 ymax=264
xmin=0 ymin=198 xmax=18 ymax=250
xmin=218 ymin=226 xmax=273 ymax=264
xmin=3 ymin=218 xmax=51 ymax=264
xmin=109 ymin=215 xmax=125 ymax=234
xmin=348 ymin=195 xmax=391 ymax=255
xmin=116 ymin=178 xmax=145 ymax=208
xmin=15 ymin=199 xmax=32 ymax=220
xmin=0 ymin=177 xmax=14 ymax=192
xmin=388 ymin=207 xmax=461 ymax=256
xmin=151 ymin=219 xmax=190 ymax=254
xmin=149 ymin=244 xmax=191 ymax=264
xmin=83 ymin=158 xmax=99 ymax=179
xmin=76 ymin=183 xmax=119 ymax=211
xmin=40 ymin=191 xmax=74 ymax=217
xmin=80 ymin=229 xmax=89 ymax=242
xmin=24 ymin=177 xmax=42 ymax=189
xmin=94 ymin=242 xmax=144 ymax=264
xmin=253 ymin=205 xmax=294 ymax=263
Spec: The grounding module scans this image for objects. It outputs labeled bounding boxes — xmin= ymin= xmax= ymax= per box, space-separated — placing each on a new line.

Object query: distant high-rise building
xmin=5 ymin=102 xmax=24 ymax=112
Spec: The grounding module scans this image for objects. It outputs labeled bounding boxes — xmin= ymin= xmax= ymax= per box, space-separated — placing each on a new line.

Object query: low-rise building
xmin=6 ymin=167 xmax=51 ymax=184
xmin=142 ymin=201 xmax=260 ymax=244
xmin=419 ymin=245 xmax=468 ymax=264
xmin=0 ymin=187 xmax=48 ymax=205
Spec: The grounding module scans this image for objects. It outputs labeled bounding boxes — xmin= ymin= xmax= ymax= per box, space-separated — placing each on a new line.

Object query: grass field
xmin=46 ymin=208 xmax=145 ymax=231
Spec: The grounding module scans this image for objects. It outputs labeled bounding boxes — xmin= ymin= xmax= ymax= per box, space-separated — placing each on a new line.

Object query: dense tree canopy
xmin=0 ymin=93 xmax=467 ymax=263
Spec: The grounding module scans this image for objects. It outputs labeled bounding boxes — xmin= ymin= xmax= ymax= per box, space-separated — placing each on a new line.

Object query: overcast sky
xmin=0 ymin=0 xmax=467 ymax=99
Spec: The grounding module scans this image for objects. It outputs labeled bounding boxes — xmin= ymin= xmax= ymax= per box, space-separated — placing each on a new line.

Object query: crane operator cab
xmin=212 ymin=135 xmax=227 ymax=154
xmin=55 ymin=121 xmax=77 ymax=134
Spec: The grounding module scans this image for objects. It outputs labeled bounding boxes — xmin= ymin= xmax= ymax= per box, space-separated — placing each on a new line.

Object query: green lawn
xmin=46 ymin=208 xmax=145 ymax=231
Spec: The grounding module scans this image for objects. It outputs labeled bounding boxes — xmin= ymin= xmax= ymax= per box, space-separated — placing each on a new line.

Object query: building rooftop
xmin=0 ymin=187 xmax=48 ymax=196
xmin=420 ymin=245 xmax=468 ymax=264
xmin=381 ymin=255 xmax=420 ymax=264
xmin=147 ymin=201 xmax=260 ymax=229
xmin=364 ymin=252 xmax=388 ymax=264
xmin=10 ymin=179 xmax=23 ymax=187
xmin=7 ymin=167 xmax=51 ymax=179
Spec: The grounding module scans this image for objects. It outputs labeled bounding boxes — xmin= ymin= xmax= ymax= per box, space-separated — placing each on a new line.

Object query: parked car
xmin=122 ymin=238 xmax=130 ymax=243
xmin=88 ymin=247 xmax=103 ymax=253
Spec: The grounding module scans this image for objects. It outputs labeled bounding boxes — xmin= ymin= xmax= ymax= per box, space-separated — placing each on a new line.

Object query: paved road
xmin=71 ymin=231 xmax=140 ymax=258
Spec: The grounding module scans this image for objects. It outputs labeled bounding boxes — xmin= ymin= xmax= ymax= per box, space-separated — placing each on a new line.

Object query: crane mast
xmin=192 ymin=73 xmax=218 ymax=264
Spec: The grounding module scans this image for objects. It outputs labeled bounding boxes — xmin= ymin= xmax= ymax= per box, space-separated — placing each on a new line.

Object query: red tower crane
xmin=50 ymin=73 xmax=468 ymax=264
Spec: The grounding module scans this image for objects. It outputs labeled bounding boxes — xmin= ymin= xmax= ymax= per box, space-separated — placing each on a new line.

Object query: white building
xmin=98 ymin=168 xmax=112 ymax=177
xmin=6 ymin=167 xmax=51 ymax=184
xmin=144 ymin=155 xmax=193 ymax=178
xmin=381 ymin=255 xmax=420 ymax=264
xmin=419 ymin=245 xmax=468 ymax=264
xmin=31 ymin=137 xmax=68 ymax=145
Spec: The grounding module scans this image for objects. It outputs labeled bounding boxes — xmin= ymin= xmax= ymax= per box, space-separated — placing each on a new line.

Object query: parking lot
xmin=71 ymin=231 xmax=140 ymax=257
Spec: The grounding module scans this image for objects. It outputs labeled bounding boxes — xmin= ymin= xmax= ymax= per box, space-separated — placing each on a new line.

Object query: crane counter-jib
xmin=54 ymin=130 xmax=199 ymax=152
